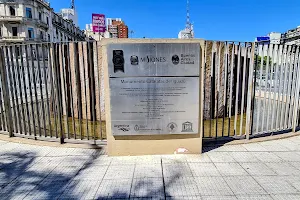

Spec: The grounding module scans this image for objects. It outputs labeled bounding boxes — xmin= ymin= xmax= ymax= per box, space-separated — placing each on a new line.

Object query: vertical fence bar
xmin=209 ymin=42 xmax=215 ymax=138
xmin=264 ymin=44 xmax=275 ymax=131
xmin=228 ymin=44 xmax=235 ymax=136
xmin=239 ymin=43 xmax=248 ymax=136
xmin=67 ymin=42 xmax=77 ymax=139
xmin=41 ymin=43 xmax=52 ymax=137
xmin=19 ymin=45 xmax=31 ymax=135
xmin=276 ymin=45 xmax=287 ymax=130
xmin=35 ymin=44 xmax=47 ymax=137
xmin=215 ymin=42 xmax=221 ymax=138
xmin=260 ymin=44 xmax=271 ymax=133
xmin=270 ymin=45 xmax=280 ymax=131
xmin=284 ymin=46 xmax=297 ymax=128
xmin=222 ymin=42 xmax=228 ymax=137
xmin=78 ymin=42 xmax=86 ymax=139
xmin=233 ymin=43 xmax=241 ymax=136
xmin=83 ymin=42 xmax=90 ymax=140
xmin=54 ymin=44 xmax=64 ymax=143
xmin=292 ymin=48 xmax=300 ymax=132
xmin=29 ymin=44 xmax=42 ymax=137
xmin=263 ymin=44 xmax=272 ymax=132
xmin=96 ymin=41 xmax=103 ymax=140
xmin=290 ymin=47 xmax=300 ymax=129
xmin=88 ymin=42 xmax=96 ymax=141
xmin=49 ymin=43 xmax=58 ymax=139
xmin=24 ymin=45 xmax=36 ymax=138
xmin=0 ymin=47 xmax=13 ymax=137
xmin=280 ymin=46 xmax=292 ymax=129
xmin=9 ymin=46 xmax=23 ymax=134
xmin=255 ymin=44 xmax=265 ymax=134
xmin=248 ymin=43 xmax=257 ymax=138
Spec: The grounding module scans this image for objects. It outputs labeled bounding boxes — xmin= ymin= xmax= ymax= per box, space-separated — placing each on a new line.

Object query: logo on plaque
xmin=134 ymin=125 xmax=139 ymax=131
xmin=112 ymin=50 xmax=125 ymax=73
xmin=130 ymin=55 xmax=139 ymax=65
xmin=181 ymin=122 xmax=193 ymax=132
xmin=114 ymin=124 xmax=130 ymax=132
xmin=167 ymin=122 xmax=177 ymax=132
xmin=172 ymin=55 xmax=180 ymax=65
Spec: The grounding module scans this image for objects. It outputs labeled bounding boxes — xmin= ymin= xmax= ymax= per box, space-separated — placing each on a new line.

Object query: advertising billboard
xmin=92 ymin=14 xmax=106 ymax=33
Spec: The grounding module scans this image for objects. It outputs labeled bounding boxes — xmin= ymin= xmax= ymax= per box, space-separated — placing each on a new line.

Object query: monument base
xmin=107 ymin=133 xmax=202 ymax=156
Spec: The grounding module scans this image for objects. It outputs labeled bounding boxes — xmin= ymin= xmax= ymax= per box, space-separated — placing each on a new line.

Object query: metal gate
xmin=203 ymin=41 xmax=300 ymax=141
xmin=0 ymin=42 xmax=105 ymax=143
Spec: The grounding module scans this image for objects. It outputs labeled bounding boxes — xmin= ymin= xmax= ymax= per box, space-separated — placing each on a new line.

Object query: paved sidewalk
xmin=1 ymin=137 xmax=300 ymax=199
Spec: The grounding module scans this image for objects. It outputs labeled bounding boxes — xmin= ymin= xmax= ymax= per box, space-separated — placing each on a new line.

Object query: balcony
xmin=0 ymin=36 xmax=25 ymax=42
xmin=37 ymin=20 xmax=49 ymax=30
xmin=0 ymin=16 xmax=23 ymax=23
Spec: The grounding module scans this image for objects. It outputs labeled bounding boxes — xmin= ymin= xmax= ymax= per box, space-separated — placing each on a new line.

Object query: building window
xmin=26 ymin=8 xmax=32 ymax=19
xmin=39 ymin=12 xmax=42 ymax=20
xmin=40 ymin=31 xmax=43 ymax=39
xmin=12 ymin=27 xmax=18 ymax=36
xmin=48 ymin=34 xmax=50 ymax=42
xmin=28 ymin=28 xmax=34 ymax=39
xmin=46 ymin=17 xmax=49 ymax=25
xmin=0 ymin=27 xmax=2 ymax=37
xmin=9 ymin=6 xmax=16 ymax=16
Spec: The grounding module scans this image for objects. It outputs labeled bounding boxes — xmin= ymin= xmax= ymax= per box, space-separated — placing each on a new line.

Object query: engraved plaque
xmin=110 ymin=77 xmax=199 ymax=135
xmin=108 ymin=43 xmax=200 ymax=136
xmin=107 ymin=43 xmax=200 ymax=77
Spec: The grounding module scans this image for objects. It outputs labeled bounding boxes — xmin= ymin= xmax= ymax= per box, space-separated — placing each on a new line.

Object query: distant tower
xmin=71 ymin=0 xmax=75 ymax=9
xmin=178 ymin=0 xmax=194 ymax=39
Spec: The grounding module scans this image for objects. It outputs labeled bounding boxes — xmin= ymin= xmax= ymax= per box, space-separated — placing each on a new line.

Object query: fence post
xmin=292 ymin=50 xmax=300 ymax=132
xmin=245 ymin=42 xmax=256 ymax=140
xmin=0 ymin=47 xmax=13 ymax=137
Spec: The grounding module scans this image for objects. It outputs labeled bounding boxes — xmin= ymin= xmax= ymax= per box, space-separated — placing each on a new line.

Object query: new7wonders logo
xmin=114 ymin=125 xmax=130 ymax=132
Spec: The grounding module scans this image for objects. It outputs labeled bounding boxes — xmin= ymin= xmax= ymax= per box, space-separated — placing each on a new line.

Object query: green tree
xmin=254 ymin=55 xmax=272 ymax=70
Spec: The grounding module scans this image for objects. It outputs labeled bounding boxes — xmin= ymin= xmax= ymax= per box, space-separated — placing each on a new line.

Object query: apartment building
xmin=0 ymin=0 xmax=86 ymax=44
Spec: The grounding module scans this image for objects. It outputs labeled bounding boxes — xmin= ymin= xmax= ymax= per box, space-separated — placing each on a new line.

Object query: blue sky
xmin=50 ymin=0 xmax=300 ymax=41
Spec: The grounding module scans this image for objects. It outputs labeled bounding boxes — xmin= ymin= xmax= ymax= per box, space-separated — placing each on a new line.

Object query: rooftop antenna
xmin=186 ymin=0 xmax=191 ymax=30
xmin=71 ymin=0 xmax=75 ymax=9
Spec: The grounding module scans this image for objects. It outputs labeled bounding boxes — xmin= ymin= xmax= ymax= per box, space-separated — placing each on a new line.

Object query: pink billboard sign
xmin=92 ymin=14 xmax=106 ymax=33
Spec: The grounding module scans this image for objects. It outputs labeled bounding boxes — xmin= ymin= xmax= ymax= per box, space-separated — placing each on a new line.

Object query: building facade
xmin=85 ymin=18 xmax=128 ymax=41
xmin=281 ymin=26 xmax=300 ymax=45
xmin=0 ymin=0 xmax=86 ymax=44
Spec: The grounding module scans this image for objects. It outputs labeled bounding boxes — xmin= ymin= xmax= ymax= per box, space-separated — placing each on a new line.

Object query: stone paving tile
xmin=281 ymin=176 xmax=300 ymax=191
xmin=223 ymin=176 xmax=266 ymax=195
xmin=236 ymin=194 xmax=273 ymax=200
xmin=133 ymin=155 xmax=162 ymax=164
xmin=195 ymin=176 xmax=234 ymax=196
xmin=163 ymin=163 xmax=193 ymax=177
xmin=207 ymin=152 xmax=236 ymax=163
xmin=214 ymin=163 xmax=248 ymax=176
xmin=134 ymin=164 xmax=162 ymax=178
xmin=271 ymin=194 xmax=300 ymax=200
xmin=68 ymin=148 xmax=99 ymax=156
xmin=241 ymin=143 xmax=268 ymax=152
xmin=59 ymin=180 xmax=101 ymax=199
xmin=276 ymin=140 xmax=300 ymax=151
xmin=239 ymin=162 xmax=276 ymax=176
xmin=166 ymin=196 xmax=202 ymax=200
xmin=165 ymin=177 xmax=200 ymax=197
xmin=253 ymin=176 xmax=299 ymax=194
xmin=252 ymin=152 xmax=283 ymax=163
xmin=110 ymin=156 xmax=138 ymax=165
xmin=259 ymin=143 xmax=290 ymax=152
xmin=73 ymin=165 xmax=108 ymax=180
xmin=274 ymin=152 xmax=300 ymax=162
xmin=189 ymin=162 xmax=221 ymax=177
xmin=59 ymin=156 xmax=89 ymax=167
xmin=201 ymin=196 xmax=237 ymax=200
xmin=162 ymin=155 xmax=188 ymax=163
xmin=45 ymin=147 xmax=76 ymax=157
xmin=24 ymin=180 xmax=70 ymax=200
xmin=47 ymin=165 xmax=82 ymax=181
xmin=264 ymin=162 xmax=300 ymax=175
xmin=211 ymin=145 xmax=248 ymax=152
xmin=130 ymin=178 xmax=164 ymax=198
xmin=91 ymin=155 xmax=113 ymax=166
xmin=186 ymin=154 xmax=212 ymax=163
xmin=95 ymin=179 xmax=132 ymax=199
xmin=229 ymin=152 xmax=260 ymax=163
xmin=104 ymin=164 xmax=135 ymax=180
xmin=288 ymin=162 xmax=300 ymax=171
